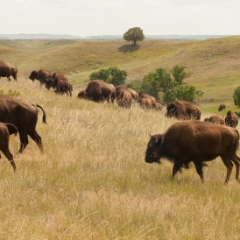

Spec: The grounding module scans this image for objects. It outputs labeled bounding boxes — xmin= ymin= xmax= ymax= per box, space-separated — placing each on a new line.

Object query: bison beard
xmin=145 ymin=120 xmax=240 ymax=183
xmin=0 ymin=96 xmax=47 ymax=153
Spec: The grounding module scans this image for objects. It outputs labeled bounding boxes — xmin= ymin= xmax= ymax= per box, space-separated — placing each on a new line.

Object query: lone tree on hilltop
xmin=123 ymin=27 xmax=145 ymax=46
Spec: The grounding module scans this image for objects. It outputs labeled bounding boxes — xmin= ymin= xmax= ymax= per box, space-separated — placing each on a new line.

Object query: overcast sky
xmin=1 ymin=0 xmax=240 ymax=37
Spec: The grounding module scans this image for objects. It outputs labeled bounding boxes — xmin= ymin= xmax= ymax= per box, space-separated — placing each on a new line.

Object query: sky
xmin=1 ymin=0 xmax=240 ymax=37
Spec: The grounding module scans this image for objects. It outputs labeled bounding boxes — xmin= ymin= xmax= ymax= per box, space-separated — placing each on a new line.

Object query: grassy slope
xmin=1 ymin=36 xmax=240 ymax=113
xmin=0 ymin=39 xmax=239 ymax=238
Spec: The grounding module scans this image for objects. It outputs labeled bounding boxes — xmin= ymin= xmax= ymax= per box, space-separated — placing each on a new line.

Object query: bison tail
xmin=5 ymin=123 xmax=18 ymax=136
xmin=36 ymin=104 xmax=47 ymax=124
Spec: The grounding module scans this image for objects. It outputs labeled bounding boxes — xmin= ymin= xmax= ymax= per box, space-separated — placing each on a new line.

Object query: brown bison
xmin=153 ymin=102 xmax=163 ymax=111
xmin=116 ymin=90 xmax=132 ymax=108
xmin=0 ymin=96 xmax=46 ymax=153
xmin=218 ymin=104 xmax=226 ymax=111
xmin=166 ymin=100 xmax=201 ymax=120
xmin=116 ymin=86 xmax=138 ymax=101
xmin=0 ymin=123 xmax=18 ymax=171
xmin=225 ymin=110 xmax=238 ymax=128
xmin=204 ymin=115 xmax=225 ymax=125
xmin=55 ymin=80 xmax=73 ymax=97
xmin=145 ymin=120 xmax=240 ymax=183
xmin=138 ymin=93 xmax=157 ymax=104
xmin=78 ymin=80 xmax=116 ymax=103
xmin=138 ymin=98 xmax=153 ymax=110
xmin=29 ymin=69 xmax=53 ymax=85
xmin=0 ymin=60 xmax=18 ymax=81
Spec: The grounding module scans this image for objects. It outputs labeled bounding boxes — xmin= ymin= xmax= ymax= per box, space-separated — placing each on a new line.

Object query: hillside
xmin=1 ymin=36 xmax=240 ymax=111
xmin=0 ymin=38 xmax=240 ymax=238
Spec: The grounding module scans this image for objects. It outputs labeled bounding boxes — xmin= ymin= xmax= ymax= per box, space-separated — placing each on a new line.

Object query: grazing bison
xmin=204 ymin=115 xmax=225 ymax=125
xmin=0 ymin=123 xmax=18 ymax=171
xmin=0 ymin=96 xmax=46 ymax=153
xmin=153 ymin=102 xmax=163 ymax=111
xmin=138 ymin=93 xmax=157 ymax=104
xmin=29 ymin=69 xmax=53 ymax=85
xmin=145 ymin=120 xmax=240 ymax=183
xmin=116 ymin=90 xmax=132 ymax=108
xmin=116 ymin=86 xmax=138 ymax=101
xmin=138 ymin=97 xmax=153 ymax=110
xmin=225 ymin=110 xmax=238 ymax=128
xmin=78 ymin=80 xmax=116 ymax=103
xmin=55 ymin=80 xmax=73 ymax=97
xmin=0 ymin=60 xmax=18 ymax=81
xmin=166 ymin=100 xmax=201 ymax=120
xmin=218 ymin=104 xmax=226 ymax=111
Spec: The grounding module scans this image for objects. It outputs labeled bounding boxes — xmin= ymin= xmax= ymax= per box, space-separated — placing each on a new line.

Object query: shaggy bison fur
xmin=166 ymin=100 xmax=201 ymax=120
xmin=0 ymin=96 xmax=47 ymax=153
xmin=204 ymin=115 xmax=225 ymax=125
xmin=145 ymin=120 xmax=240 ymax=183
xmin=225 ymin=110 xmax=238 ymax=128
xmin=0 ymin=60 xmax=18 ymax=81
xmin=78 ymin=80 xmax=116 ymax=103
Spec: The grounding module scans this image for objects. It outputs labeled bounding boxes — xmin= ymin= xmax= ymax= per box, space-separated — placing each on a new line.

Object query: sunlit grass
xmin=0 ymin=78 xmax=238 ymax=239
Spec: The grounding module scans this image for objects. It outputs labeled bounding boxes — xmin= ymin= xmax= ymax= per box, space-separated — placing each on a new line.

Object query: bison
xmin=225 ymin=110 xmax=238 ymax=128
xmin=138 ymin=93 xmax=157 ymax=104
xmin=0 ymin=123 xmax=18 ymax=171
xmin=29 ymin=69 xmax=53 ymax=85
xmin=138 ymin=97 xmax=153 ymax=110
xmin=145 ymin=120 xmax=240 ymax=183
xmin=78 ymin=80 xmax=116 ymax=103
xmin=0 ymin=96 xmax=47 ymax=153
xmin=153 ymin=102 xmax=163 ymax=111
xmin=204 ymin=115 xmax=225 ymax=125
xmin=116 ymin=86 xmax=138 ymax=101
xmin=166 ymin=100 xmax=201 ymax=120
xmin=218 ymin=104 xmax=226 ymax=111
xmin=116 ymin=90 xmax=132 ymax=108
xmin=0 ymin=60 xmax=18 ymax=81
xmin=55 ymin=80 xmax=73 ymax=97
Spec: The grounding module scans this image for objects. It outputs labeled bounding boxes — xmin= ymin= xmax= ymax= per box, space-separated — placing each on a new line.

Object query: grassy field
xmin=0 ymin=38 xmax=240 ymax=239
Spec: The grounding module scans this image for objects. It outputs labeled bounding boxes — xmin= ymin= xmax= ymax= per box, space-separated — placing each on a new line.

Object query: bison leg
xmin=230 ymin=155 xmax=240 ymax=181
xmin=2 ymin=149 xmax=16 ymax=171
xmin=29 ymin=131 xmax=44 ymax=153
xmin=172 ymin=161 xmax=184 ymax=179
xmin=220 ymin=155 xmax=233 ymax=183
xmin=19 ymin=131 xmax=29 ymax=153
xmin=193 ymin=161 xmax=204 ymax=183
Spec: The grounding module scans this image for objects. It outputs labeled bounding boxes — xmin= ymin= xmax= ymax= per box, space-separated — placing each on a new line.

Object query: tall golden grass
xmin=0 ymin=78 xmax=239 ymax=239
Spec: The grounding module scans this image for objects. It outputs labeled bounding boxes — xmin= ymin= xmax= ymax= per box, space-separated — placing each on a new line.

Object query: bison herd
xmin=1 ymin=59 xmax=240 ymax=184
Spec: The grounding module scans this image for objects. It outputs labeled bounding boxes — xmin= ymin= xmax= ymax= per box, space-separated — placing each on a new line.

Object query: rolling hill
xmin=1 ymin=36 xmax=240 ymax=112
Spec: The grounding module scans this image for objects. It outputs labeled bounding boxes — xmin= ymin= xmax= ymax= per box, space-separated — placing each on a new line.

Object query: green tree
xmin=163 ymin=85 xmax=199 ymax=103
xmin=109 ymin=67 xmax=127 ymax=86
xmin=90 ymin=69 xmax=110 ymax=82
xmin=89 ymin=67 xmax=127 ymax=86
xmin=233 ymin=86 xmax=240 ymax=107
xmin=171 ymin=65 xmax=191 ymax=85
xmin=123 ymin=27 xmax=145 ymax=46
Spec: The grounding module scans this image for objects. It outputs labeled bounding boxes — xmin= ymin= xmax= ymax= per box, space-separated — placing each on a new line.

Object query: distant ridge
xmin=0 ymin=34 xmax=233 ymax=40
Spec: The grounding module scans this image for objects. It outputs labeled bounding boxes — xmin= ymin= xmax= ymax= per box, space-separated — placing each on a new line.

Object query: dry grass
xmin=0 ymin=78 xmax=239 ymax=239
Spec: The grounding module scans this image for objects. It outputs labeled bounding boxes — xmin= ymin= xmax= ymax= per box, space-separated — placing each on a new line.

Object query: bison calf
xmin=0 ymin=123 xmax=18 ymax=171
xmin=145 ymin=120 xmax=240 ymax=183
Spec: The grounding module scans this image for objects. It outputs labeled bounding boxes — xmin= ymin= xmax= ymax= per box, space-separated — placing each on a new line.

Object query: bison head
xmin=145 ymin=134 xmax=163 ymax=164
xmin=29 ymin=71 xmax=38 ymax=81
xmin=77 ymin=90 xmax=86 ymax=99
xmin=165 ymin=102 xmax=177 ymax=118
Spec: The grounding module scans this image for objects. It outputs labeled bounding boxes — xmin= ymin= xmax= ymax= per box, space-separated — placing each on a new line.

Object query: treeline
xmin=89 ymin=65 xmax=204 ymax=104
